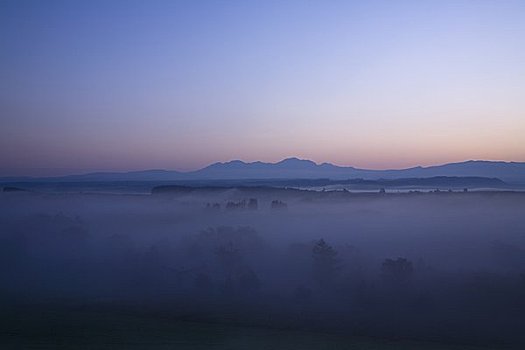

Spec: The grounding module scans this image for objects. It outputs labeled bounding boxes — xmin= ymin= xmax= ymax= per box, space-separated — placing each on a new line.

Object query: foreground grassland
xmin=1 ymin=308 xmax=493 ymax=350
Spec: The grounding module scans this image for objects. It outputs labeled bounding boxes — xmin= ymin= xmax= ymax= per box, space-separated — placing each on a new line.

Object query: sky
xmin=1 ymin=0 xmax=524 ymax=176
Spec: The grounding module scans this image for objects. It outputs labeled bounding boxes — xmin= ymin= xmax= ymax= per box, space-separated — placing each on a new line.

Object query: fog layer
xmin=1 ymin=190 xmax=525 ymax=347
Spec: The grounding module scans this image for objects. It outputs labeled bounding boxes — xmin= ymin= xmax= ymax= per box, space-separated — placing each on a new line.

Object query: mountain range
xmin=2 ymin=158 xmax=525 ymax=184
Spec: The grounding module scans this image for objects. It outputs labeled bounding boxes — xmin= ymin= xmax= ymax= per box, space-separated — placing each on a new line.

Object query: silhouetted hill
xmin=231 ymin=176 xmax=508 ymax=189
xmin=1 ymin=158 xmax=525 ymax=184
xmin=187 ymin=158 xmax=525 ymax=183
xmin=151 ymin=176 xmax=507 ymax=194
xmin=0 ymin=169 xmax=188 ymax=182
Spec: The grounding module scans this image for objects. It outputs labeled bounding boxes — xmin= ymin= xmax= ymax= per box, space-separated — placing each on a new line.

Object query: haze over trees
xmin=2 ymin=190 xmax=525 ymax=348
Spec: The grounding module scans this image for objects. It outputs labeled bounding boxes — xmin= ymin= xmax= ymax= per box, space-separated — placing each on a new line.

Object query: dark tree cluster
xmin=271 ymin=200 xmax=287 ymax=209
xmin=2 ymin=214 xmax=525 ymax=348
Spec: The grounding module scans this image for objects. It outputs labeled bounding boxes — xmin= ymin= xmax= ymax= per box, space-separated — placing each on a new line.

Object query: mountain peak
xmin=206 ymin=160 xmax=247 ymax=169
xmin=276 ymin=157 xmax=317 ymax=166
xmin=2 ymin=159 xmax=525 ymax=183
xmin=226 ymin=160 xmax=247 ymax=165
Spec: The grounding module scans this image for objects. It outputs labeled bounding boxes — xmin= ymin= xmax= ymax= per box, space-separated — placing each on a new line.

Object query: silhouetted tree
xmin=271 ymin=200 xmax=287 ymax=209
xmin=193 ymin=272 xmax=212 ymax=291
xmin=226 ymin=200 xmax=246 ymax=210
xmin=312 ymin=239 xmax=339 ymax=285
xmin=238 ymin=268 xmax=261 ymax=293
xmin=216 ymin=242 xmax=241 ymax=275
xmin=381 ymin=257 xmax=413 ymax=283
xmin=222 ymin=275 xmax=235 ymax=295
xmin=248 ymin=198 xmax=258 ymax=210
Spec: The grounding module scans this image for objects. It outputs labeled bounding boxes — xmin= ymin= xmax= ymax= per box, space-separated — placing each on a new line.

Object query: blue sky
xmin=1 ymin=0 xmax=524 ymax=176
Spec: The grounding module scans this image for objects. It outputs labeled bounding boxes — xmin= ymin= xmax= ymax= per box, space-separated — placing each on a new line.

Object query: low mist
xmin=1 ymin=190 xmax=525 ymax=347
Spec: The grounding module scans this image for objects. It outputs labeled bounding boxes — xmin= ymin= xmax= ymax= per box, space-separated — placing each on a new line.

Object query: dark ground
xmin=0 ymin=306 xmax=495 ymax=350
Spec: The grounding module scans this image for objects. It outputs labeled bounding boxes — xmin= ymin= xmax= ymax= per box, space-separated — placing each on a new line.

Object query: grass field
xmin=0 ymin=307 xmax=496 ymax=350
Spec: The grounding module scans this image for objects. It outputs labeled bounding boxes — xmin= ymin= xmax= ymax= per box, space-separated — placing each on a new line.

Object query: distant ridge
xmin=151 ymin=176 xmax=508 ymax=194
xmin=2 ymin=158 xmax=525 ymax=184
